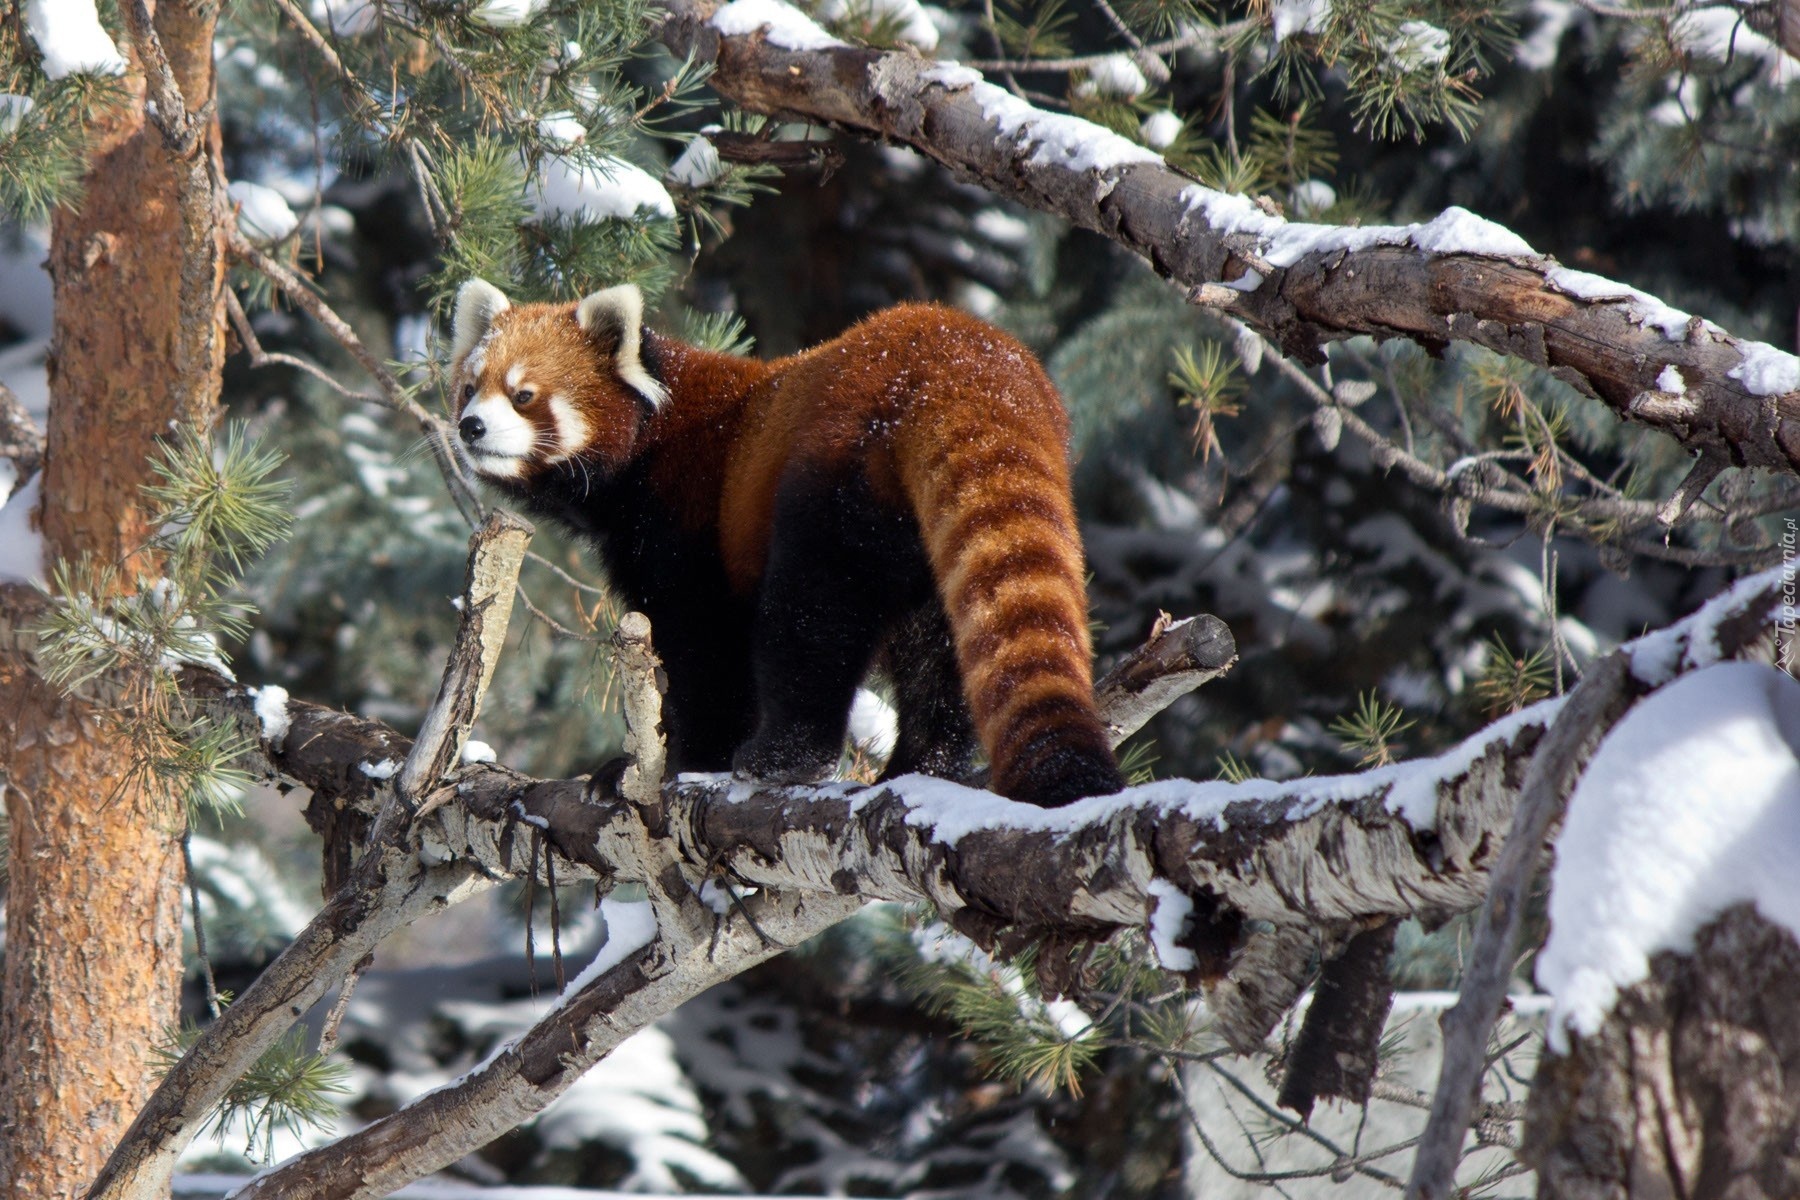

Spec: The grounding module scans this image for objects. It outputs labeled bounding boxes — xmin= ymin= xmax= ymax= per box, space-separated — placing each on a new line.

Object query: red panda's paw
xmin=730 ymin=733 xmax=838 ymax=787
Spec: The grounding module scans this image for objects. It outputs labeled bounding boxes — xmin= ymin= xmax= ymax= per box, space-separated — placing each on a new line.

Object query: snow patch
xmin=0 ymin=94 xmax=34 ymax=136
xmin=1140 ymin=110 xmax=1183 ymax=149
xmin=818 ymin=0 xmax=939 ymax=48
xmin=956 ymin=76 xmax=1159 ymax=195
xmin=1182 ymin=191 xmax=1533 ymax=271
xmin=468 ymin=0 xmax=549 ymax=28
xmin=1655 ymin=364 xmax=1687 ymax=394
xmin=536 ymin=111 xmax=586 ymax=149
xmin=558 ymin=898 xmax=659 ymax=1001
xmin=1515 ymin=0 xmax=1576 ymax=70
xmin=667 ymin=136 xmax=725 ymax=187
xmin=1146 ymin=880 xmax=1197 ymax=971
xmin=460 ymin=739 xmax=497 ymax=764
xmin=249 ymin=685 xmax=292 ymax=745
xmin=310 ymin=0 xmax=377 ymax=35
xmin=1270 ymin=0 xmax=1328 ymax=41
xmin=1537 ymin=663 xmax=1800 ymax=1051
xmin=1728 ymin=340 xmax=1800 ymax=396
xmin=227 ymin=181 xmax=299 ymax=242
xmin=848 ymin=687 xmax=898 ymax=759
xmin=0 ymin=472 xmax=45 ymax=586
xmin=25 ymin=0 xmax=126 ymax=80
xmin=1079 ymin=54 xmax=1149 ymax=98
xmin=531 ymin=155 xmax=676 ymax=221
xmin=358 ymin=758 xmax=401 ymax=780
xmin=1670 ymin=7 xmax=1800 ymax=87
xmin=921 ymin=60 xmax=982 ymax=90
xmin=1545 ymin=266 xmax=1709 ymax=340
xmin=711 ymin=0 xmax=848 ymax=49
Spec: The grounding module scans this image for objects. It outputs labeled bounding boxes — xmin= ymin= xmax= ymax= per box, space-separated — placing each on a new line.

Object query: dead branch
xmin=656 ymin=0 xmax=1800 ymax=479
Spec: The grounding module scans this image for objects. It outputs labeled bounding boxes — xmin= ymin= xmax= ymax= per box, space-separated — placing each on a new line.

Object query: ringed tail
xmin=902 ymin=407 xmax=1125 ymax=807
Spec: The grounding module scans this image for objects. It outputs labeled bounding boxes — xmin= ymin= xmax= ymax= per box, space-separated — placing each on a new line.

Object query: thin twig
xmin=181 ymin=834 xmax=222 ymax=1020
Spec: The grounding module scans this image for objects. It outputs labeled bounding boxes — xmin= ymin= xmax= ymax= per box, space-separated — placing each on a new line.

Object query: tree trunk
xmin=0 ymin=1 xmax=225 ymax=1194
xmin=1522 ymin=905 xmax=1800 ymax=1200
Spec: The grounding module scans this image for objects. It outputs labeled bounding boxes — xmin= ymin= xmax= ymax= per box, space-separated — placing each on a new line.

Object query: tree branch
xmin=88 ymin=515 xmax=532 ymax=1200
xmin=102 ymin=571 xmax=1784 ymax=1193
xmin=656 ymin=0 xmax=1800 ymax=478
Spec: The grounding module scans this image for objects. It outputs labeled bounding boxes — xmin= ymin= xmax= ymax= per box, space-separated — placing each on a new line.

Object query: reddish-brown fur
xmin=456 ymin=299 xmax=1122 ymax=805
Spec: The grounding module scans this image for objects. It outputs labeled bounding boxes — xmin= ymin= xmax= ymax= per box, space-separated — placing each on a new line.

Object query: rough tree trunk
xmin=1523 ymin=905 xmax=1800 ymax=1200
xmin=0 ymin=2 xmax=225 ymax=1195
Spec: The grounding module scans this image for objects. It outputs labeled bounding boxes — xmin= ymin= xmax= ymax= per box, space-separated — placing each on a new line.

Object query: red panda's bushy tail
xmin=898 ymin=380 xmax=1124 ymax=808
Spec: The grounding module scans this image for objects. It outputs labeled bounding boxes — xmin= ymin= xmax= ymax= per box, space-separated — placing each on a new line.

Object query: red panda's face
xmin=449 ymin=280 xmax=666 ymax=483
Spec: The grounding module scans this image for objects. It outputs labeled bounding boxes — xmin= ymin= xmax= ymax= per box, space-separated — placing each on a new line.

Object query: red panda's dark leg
xmin=732 ymin=478 xmax=903 ymax=784
xmin=655 ymin=618 xmax=756 ymax=772
xmin=878 ymin=602 xmax=979 ymax=783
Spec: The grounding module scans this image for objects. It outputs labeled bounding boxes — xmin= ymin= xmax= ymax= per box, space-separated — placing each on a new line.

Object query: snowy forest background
xmin=0 ymin=0 xmax=1797 ymax=1195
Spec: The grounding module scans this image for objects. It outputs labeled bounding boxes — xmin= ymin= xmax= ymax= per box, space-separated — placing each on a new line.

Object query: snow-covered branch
xmin=657 ymin=0 xmax=1800 ymax=478
xmin=111 ymin=568 xmax=1784 ymax=1194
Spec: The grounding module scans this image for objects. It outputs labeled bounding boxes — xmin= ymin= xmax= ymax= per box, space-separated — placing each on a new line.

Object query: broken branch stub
xmin=404 ymin=509 xmax=532 ymax=816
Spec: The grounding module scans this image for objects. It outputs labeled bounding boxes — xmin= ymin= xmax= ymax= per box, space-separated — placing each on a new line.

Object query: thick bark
xmin=1523 ymin=905 xmax=1800 ymax=1200
xmin=656 ymin=0 xmax=1800 ymax=478
xmin=0 ymin=3 xmax=225 ymax=1197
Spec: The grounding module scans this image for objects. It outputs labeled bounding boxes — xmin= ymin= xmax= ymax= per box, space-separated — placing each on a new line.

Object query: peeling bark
xmin=656 ymin=0 xmax=1800 ymax=477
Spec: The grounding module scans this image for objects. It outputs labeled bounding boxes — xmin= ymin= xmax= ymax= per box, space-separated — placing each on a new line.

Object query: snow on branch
xmin=117 ymin=576 xmax=1784 ymax=1195
xmin=658 ymin=0 xmax=1800 ymax=478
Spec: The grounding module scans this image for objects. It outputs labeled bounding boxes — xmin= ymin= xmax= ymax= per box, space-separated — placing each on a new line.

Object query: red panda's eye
xmin=512 ymin=389 xmax=534 ymax=407
xmin=461 ymin=383 xmax=475 ymax=403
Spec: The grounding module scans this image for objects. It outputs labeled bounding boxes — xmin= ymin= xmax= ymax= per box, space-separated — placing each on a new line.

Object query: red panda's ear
xmin=452 ymin=279 xmax=510 ymax=362
xmin=576 ymin=283 xmax=669 ymax=409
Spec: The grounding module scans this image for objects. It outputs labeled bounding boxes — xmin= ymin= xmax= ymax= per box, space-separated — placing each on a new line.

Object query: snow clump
xmin=711 ymin=0 xmax=848 ymax=50
xmin=816 ymin=0 xmax=939 ymax=49
xmin=1079 ymin=54 xmax=1149 ymax=98
xmin=1728 ymin=340 xmax=1800 ymax=396
xmin=227 ymin=181 xmax=300 ymax=242
xmin=25 ymin=0 xmax=126 ymax=80
xmin=468 ymin=0 xmax=550 ymax=28
xmin=1270 ymin=0 xmax=1328 ymax=41
xmin=532 ymin=155 xmax=676 ymax=221
xmin=1382 ymin=20 xmax=1451 ymax=72
xmin=667 ymin=136 xmax=726 ymax=188
xmin=1537 ymin=663 xmax=1800 ymax=1051
xmin=536 ymin=111 xmax=587 ymax=149
xmin=250 ymin=685 xmax=292 ymax=745
xmin=1140 ymin=110 xmax=1183 ymax=149
xmin=461 ymin=739 xmax=497 ymax=764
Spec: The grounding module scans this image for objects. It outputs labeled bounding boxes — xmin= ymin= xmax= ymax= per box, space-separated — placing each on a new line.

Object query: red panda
xmin=450 ymin=279 xmax=1124 ymax=807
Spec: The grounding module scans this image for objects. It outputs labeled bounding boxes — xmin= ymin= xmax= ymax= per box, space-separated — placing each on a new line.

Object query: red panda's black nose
xmin=459 ymin=415 xmax=486 ymax=444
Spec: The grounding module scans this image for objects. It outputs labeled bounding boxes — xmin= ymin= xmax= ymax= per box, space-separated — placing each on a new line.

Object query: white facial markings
xmin=505 ymin=362 xmax=527 ymax=392
xmin=459 ymin=391 xmax=538 ymax=475
xmin=545 ymin=394 xmax=592 ymax=461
